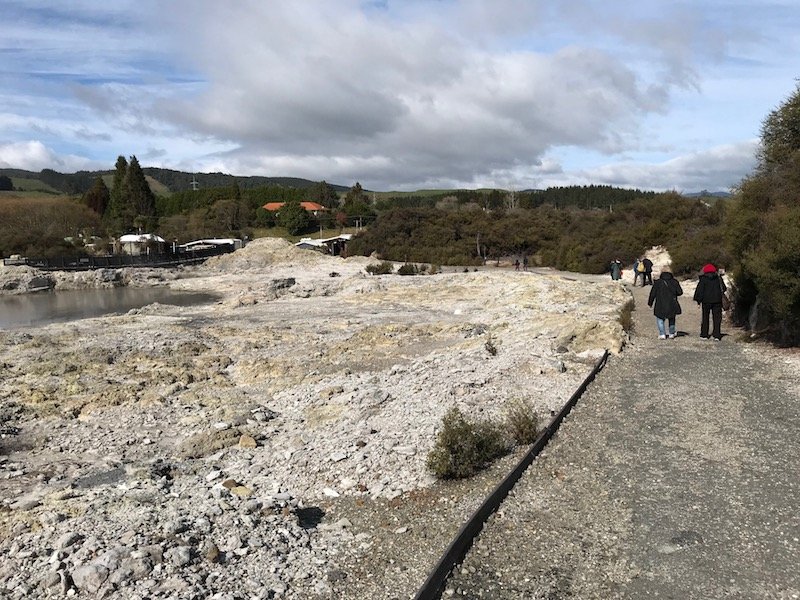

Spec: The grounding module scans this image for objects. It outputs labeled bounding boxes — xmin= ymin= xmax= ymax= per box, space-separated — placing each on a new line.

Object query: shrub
xmin=397 ymin=263 xmax=419 ymax=275
xmin=426 ymin=407 xmax=509 ymax=479
xmin=365 ymin=261 xmax=394 ymax=275
xmin=618 ymin=298 xmax=635 ymax=333
xmin=504 ymin=399 xmax=540 ymax=445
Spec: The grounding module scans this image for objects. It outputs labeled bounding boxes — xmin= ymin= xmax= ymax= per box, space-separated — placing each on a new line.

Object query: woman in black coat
xmin=648 ymin=271 xmax=683 ymax=339
xmin=693 ymin=263 xmax=727 ymax=340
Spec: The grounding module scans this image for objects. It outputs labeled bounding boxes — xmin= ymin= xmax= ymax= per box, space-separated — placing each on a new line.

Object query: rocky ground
xmin=0 ymin=238 xmax=631 ymax=599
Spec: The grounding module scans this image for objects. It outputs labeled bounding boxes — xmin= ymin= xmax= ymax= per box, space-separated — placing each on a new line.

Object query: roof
xmin=119 ymin=233 xmax=166 ymax=244
xmin=263 ymin=201 xmax=328 ymax=212
xmin=295 ymin=234 xmax=353 ymax=248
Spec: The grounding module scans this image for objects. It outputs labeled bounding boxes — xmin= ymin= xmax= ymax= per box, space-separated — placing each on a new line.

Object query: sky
xmin=0 ymin=1 xmax=798 ymax=193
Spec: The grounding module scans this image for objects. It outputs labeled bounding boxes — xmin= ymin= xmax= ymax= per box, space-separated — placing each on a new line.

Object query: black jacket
xmin=693 ymin=272 xmax=726 ymax=305
xmin=648 ymin=272 xmax=683 ymax=319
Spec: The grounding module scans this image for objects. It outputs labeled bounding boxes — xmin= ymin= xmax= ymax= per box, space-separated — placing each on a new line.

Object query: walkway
xmin=447 ymin=280 xmax=800 ymax=599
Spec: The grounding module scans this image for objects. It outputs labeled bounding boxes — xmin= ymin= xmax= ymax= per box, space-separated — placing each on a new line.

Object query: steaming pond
xmin=0 ymin=287 xmax=218 ymax=329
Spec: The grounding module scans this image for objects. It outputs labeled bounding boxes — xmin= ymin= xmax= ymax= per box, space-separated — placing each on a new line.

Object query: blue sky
xmin=0 ymin=0 xmax=797 ymax=192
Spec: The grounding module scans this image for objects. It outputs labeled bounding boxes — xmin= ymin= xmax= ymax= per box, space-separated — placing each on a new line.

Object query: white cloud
xmin=545 ymin=140 xmax=760 ymax=192
xmin=0 ymin=141 xmax=101 ymax=172
xmin=0 ymin=0 xmax=794 ymax=191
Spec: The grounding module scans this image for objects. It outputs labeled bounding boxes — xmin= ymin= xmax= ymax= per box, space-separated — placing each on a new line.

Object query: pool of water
xmin=0 ymin=287 xmax=218 ymax=329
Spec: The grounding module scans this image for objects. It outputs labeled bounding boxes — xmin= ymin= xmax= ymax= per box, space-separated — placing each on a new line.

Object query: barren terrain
xmin=0 ymin=238 xmax=631 ymax=598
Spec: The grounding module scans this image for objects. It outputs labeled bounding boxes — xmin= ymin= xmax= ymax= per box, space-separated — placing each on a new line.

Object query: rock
xmin=238 ymin=434 xmax=257 ymax=449
xmin=178 ymin=428 xmax=242 ymax=459
xmin=230 ymin=485 xmax=253 ymax=498
xmin=164 ymin=546 xmax=192 ymax=567
xmin=56 ymin=532 xmax=82 ymax=550
xmin=71 ymin=564 xmax=109 ymax=593
xmin=201 ymin=540 xmax=221 ymax=563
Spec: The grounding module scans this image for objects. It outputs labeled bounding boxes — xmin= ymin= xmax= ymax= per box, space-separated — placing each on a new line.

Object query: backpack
xmin=636 ymin=262 xmax=645 ymax=273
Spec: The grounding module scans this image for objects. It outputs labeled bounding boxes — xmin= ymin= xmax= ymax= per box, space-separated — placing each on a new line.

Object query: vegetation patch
xmin=426 ymin=407 xmax=509 ymax=479
xmin=365 ymin=261 xmax=394 ymax=276
xmin=427 ymin=396 xmax=547 ymax=479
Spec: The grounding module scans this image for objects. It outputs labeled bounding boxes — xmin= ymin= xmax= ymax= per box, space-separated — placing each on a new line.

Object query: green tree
xmin=310 ymin=180 xmax=340 ymax=208
xmin=727 ymin=81 xmax=800 ymax=343
xmin=84 ymin=176 xmax=110 ymax=215
xmin=106 ymin=156 xmax=131 ymax=233
xmin=758 ymin=81 xmax=800 ymax=171
xmin=0 ymin=175 xmax=12 ymax=191
xmin=125 ymin=156 xmax=156 ymax=225
xmin=277 ymin=200 xmax=311 ymax=235
xmin=342 ymin=181 xmax=372 ymax=217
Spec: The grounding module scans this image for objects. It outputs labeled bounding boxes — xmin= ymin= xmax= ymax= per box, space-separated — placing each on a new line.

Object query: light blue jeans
xmin=656 ymin=317 xmax=676 ymax=337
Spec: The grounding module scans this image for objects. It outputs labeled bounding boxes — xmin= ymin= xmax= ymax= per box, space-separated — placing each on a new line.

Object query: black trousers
xmin=700 ymin=302 xmax=723 ymax=339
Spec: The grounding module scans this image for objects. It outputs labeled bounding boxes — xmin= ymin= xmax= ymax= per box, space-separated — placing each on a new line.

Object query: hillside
xmin=0 ymin=167 xmax=350 ymax=196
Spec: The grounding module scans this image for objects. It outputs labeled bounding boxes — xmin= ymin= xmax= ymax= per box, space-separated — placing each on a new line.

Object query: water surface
xmin=0 ymin=287 xmax=217 ymax=329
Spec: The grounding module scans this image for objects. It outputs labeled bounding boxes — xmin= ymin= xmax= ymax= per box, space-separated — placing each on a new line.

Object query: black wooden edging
xmin=413 ymin=349 xmax=610 ymax=600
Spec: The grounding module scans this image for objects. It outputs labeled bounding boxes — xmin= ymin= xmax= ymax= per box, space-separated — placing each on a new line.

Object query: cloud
xmin=146 ymin=0 xmax=688 ymax=189
xmin=548 ymin=140 xmax=760 ymax=192
xmin=0 ymin=1 xmax=792 ymax=191
xmin=0 ymin=140 xmax=101 ymax=172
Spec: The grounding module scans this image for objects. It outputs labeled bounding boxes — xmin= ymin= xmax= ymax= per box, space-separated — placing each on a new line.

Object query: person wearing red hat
xmin=693 ymin=263 xmax=727 ymax=340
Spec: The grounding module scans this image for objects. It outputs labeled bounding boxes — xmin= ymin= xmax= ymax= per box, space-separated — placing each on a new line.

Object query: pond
xmin=0 ymin=287 xmax=218 ymax=329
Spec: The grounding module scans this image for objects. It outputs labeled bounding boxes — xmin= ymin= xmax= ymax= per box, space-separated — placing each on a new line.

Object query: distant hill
xmin=0 ymin=167 xmax=350 ymax=196
xmin=683 ymin=191 xmax=732 ymax=198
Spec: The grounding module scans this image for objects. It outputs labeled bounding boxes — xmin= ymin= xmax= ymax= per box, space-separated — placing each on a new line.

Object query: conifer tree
xmin=84 ymin=176 xmax=110 ymax=215
xmin=125 ymin=156 xmax=156 ymax=220
xmin=106 ymin=156 xmax=131 ymax=233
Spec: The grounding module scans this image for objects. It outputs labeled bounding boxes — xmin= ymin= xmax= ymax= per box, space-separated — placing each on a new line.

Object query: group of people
xmin=609 ymin=257 xmax=729 ymax=340
xmin=608 ymin=257 xmax=654 ymax=286
xmin=646 ymin=262 xmax=728 ymax=341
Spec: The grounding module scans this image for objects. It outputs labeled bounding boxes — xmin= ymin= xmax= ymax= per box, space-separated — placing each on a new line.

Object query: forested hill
xmin=0 ymin=167 xmax=349 ymax=195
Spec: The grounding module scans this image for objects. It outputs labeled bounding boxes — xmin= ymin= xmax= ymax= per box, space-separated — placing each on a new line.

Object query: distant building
xmin=179 ymin=238 xmax=243 ymax=251
xmin=118 ymin=233 xmax=166 ymax=255
xmin=295 ymin=234 xmax=352 ymax=256
xmin=263 ymin=201 xmax=328 ymax=217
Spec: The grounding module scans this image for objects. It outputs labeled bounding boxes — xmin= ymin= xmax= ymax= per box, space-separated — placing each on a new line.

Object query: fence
xmin=2 ymin=244 xmax=233 ymax=271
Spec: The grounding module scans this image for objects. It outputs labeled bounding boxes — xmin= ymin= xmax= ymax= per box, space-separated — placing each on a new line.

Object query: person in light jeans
xmin=647 ymin=270 xmax=683 ymax=339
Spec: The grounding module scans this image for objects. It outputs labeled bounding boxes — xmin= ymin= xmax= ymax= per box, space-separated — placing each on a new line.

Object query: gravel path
xmin=445 ymin=281 xmax=800 ymax=599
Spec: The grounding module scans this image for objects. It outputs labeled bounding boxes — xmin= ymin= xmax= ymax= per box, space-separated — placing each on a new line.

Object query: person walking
xmin=648 ymin=270 xmax=683 ymax=339
xmin=642 ymin=257 xmax=654 ymax=286
xmin=633 ymin=258 xmax=643 ymax=286
xmin=610 ymin=259 xmax=622 ymax=281
xmin=693 ymin=263 xmax=727 ymax=341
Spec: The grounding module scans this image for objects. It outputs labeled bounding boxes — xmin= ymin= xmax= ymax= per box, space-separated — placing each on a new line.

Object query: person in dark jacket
xmin=610 ymin=259 xmax=622 ymax=281
xmin=648 ymin=270 xmax=683 ymax=339
xmin=642 ymin=257 xmax=654 ymax=286
xmin=693 ymin=263 xmax=727 ymax=340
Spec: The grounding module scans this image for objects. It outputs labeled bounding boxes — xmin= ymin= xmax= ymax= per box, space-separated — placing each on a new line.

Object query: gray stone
xmin=56 ymin=532 xmax=82 ymax=550
xmin=71 ymin=564 xmax=109 ymax=593
xmin=164 ymin=545 xmax=192 ymax=567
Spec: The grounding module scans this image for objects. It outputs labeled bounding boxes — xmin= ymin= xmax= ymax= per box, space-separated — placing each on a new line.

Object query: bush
xmin=365 ymin=261 xmax=394 ymax=275
xmin=397 ymin=263 xmax=419 ymax=275
xmin=504 ymin=399 xmax=540 ymax=445
xmin=618 ymin=298 xmax=635 ymax=333
xmin=426 ymin=407 xmax=509 ymax=479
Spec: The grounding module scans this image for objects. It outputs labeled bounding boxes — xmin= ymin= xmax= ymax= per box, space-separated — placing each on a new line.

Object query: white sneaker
xmin=658 ymin=334 xmax=666 ymax=340
xmin=668 ymin=333 xmax=676 ymax=339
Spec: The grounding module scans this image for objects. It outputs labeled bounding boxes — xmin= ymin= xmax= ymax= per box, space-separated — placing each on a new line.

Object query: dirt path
xmin=447 ymin=280 xmax=800 ymax=599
